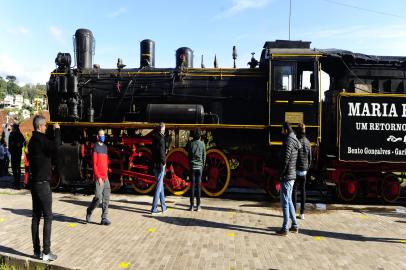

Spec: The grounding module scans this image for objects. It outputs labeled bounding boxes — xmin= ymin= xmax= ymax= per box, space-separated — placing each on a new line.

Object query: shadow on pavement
xmin=174 ymin=203 xmax=283 ymax=218
xmin=2 ymin=207 xmax=86 ymax=224
xmin=0 ymin=245 xmax=33 ymax=258
xmin=298 ymin=228 xmax=405 ymax=243
xmin=145 ymin=215 xmax=272 ymax=236
xmin=60 ymin=199 xmax=150 ymax=214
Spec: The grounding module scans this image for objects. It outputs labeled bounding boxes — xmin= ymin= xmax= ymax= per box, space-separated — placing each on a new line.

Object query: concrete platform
xmin=0 ymin=187 xmax=405 ymax=270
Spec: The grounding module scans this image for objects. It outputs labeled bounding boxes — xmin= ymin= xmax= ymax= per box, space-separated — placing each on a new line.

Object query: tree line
xmin=0 ymin=75 xmax=46 ymax=101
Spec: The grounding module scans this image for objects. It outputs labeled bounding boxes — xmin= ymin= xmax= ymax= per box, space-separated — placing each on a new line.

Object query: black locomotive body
xmin=44 ymin=28 xmax=405 ymax=201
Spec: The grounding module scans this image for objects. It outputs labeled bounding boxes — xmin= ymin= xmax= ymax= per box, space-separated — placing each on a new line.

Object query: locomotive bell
xmin=55 ymin=52 xmax=71 ymax=68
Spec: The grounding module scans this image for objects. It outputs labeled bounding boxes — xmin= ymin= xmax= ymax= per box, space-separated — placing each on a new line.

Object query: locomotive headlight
xmin=55 ymin=52 xmax=72 ymax=68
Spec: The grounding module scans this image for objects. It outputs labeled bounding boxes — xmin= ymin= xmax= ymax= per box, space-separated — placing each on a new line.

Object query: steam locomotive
xmin=44 ymin=28 xmax=405 ymax=202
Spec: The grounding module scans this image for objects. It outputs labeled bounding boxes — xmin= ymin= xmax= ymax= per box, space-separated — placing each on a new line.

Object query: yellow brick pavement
xmin=0 ymin=189 xmax=405 ymax=270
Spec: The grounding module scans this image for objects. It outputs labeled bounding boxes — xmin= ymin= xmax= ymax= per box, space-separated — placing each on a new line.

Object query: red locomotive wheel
xmin=381 ymin=174 xmax=400 ymax=203
xmin=338 ymin=173 xmax=357 ymax=202
xmin=130 ymin=147 xmax=156 ymax=194
xmin=50 ymin=170 xmax=61 ymax=190
xmin=108 ymin=149 xmax=124 ymax=192
xmin=202 ymin=149 xmax=231 ymax=197
xmin=165 ymin=148 xmax=190 ymax=195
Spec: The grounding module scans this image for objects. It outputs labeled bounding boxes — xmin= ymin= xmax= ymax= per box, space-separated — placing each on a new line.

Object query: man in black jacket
xmin=150 ymin=122 xmax=167 ymax=214
xmin=293 ymin=123 xmax=312 ymax=220
xmin=9 ymin=123 xmax=25 ymax=189
xmin=27 ymin=115 xmax=60 ymax=261
xmin=276 ymin=122 xmax=301 ymax=236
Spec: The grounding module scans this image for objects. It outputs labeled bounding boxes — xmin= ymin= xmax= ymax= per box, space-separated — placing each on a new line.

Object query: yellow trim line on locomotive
xmin=270 ymin=141 xmax=318 ymax=147
xmin=51 ymin=71 xmax=265 ymax=77
xmin=271 ymin=54 xmax=323 ymax=58
xmin=270 ymin=124 xmax=320 ymax=128
xmin=47 ymin=122 xmax=270 ymax=130
xmin=293 ymin=100 xmax=314 ymax=104
xmin=339 ymin=92 xmax=406 ymax=98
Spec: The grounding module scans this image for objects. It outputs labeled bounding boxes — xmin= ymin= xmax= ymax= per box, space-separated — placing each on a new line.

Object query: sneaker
xmin=188 ymin=205 xmax=193 ymax=211
xmin=299 ymin=214 xmax=305 ymax=220
xmin=34 ymin=251 xmax=42 ymax=259
xmin=42 ymin=252 xmax=57 ymax=261
xmin=289 ymin=227 xmax=299 ymax=234
xmin=275 ymin=229 xmax=288 ymax=236
xmin=100 ymin=218 xmax=111 ymax=226
xmin=194 ymin=206 xmax=201 ymax=212
xmin=86 ymin=212 xmax=92 ymax=223
xmin=151 ymin=211 xmax=159 ymax=215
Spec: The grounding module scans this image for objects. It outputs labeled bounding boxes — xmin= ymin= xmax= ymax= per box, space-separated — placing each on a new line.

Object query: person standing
xmin=276 ymin=122 xmax=301 ymax=236
xmin=86 ymin=129 xmax=111 ymax=226
xmin=0 ymin=139 xmax=5 ymax=176
xmin=186 ymin=128 xmax=206 ymax=211
xmin=9 ymin=123 xmax=25 ymax=189
xmin=150 ymin=122 xmax=167 ymax=214
xmin=292 ymin=123 xmax=312 ymax=220
xmin=27 ymin=115 xmax=60 ymax=261
xmin=3 ymin=142 xmax=10 ymax=176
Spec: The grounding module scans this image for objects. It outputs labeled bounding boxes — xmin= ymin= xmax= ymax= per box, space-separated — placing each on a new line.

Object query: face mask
xmin=98 ymin=135 xmax=105 ymax=143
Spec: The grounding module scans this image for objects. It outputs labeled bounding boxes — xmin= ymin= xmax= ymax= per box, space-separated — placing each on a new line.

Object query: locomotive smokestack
xmin=140 ymin=39 xmax=155 ymax=68
xmin=73 ymin=29 xmax=95 ymax=70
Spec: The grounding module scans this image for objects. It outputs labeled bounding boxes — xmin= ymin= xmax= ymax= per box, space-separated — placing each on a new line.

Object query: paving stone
xmin=0 ymin=188 xmax=405 ymax=269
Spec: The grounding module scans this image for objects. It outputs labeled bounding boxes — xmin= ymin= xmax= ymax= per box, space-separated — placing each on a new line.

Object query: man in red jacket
xmin=86 ymin=129 xmax=111 ymax=225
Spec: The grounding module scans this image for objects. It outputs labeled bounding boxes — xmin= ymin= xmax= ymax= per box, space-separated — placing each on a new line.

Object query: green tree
xmin=0 ymin=76 xmax=6 ymax=99
xmin=5 ymin=75 xmax=21 ymax=95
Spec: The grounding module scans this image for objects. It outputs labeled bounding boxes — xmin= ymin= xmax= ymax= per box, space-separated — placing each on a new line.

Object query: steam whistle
xmin=232 ymin=46 xmax=237 ymax=68
xmin=201 ymin=55 xmax=205 ymax=68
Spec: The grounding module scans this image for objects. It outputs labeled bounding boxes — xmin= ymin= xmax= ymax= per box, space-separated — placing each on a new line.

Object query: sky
xmin=1 ymin=0 xmax=406 ymax=86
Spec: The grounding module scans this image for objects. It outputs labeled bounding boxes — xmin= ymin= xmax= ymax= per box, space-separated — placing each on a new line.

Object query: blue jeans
xmin=151 ymin=165 xmax=167 ymax=213
xmin=190 ymin=168 xmax=202 ymax=207
xmin=280 ymin=180 xmax=298 ymax=231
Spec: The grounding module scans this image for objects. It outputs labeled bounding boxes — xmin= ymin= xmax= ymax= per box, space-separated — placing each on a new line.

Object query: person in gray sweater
xmin=293 ymin=123 xmax=312 ymax=220
xmin=186 ymin=128 xmax=206 ymax=211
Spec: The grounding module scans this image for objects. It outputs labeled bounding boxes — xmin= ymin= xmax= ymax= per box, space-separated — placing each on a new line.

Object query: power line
xmin=321 ymin=0 xmax=406 ymax=20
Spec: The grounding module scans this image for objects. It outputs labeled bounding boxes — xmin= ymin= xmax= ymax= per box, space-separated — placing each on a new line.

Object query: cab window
xmin=298 ymin=61 xmax=315 ymax=90
xmin=273 ymin=60 xmax=317 ymax=91
xmin=274 ymin=64 xmax=294 ymax=91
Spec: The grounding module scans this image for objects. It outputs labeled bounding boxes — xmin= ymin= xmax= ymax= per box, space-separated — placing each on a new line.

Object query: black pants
xmin=31 ymin=181 xmax=53 ymax=254
xmin=4 ymin=158 xmax=9 ymax=176
xmin=292 ymin=174 xmax=306 ymax=215
xmin=11 ymin=154 xmax=21 ymax=186
xmin=190 ymin=168 xmax=202 ymax=207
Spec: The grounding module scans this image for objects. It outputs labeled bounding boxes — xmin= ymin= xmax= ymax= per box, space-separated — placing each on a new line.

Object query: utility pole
xmin=289 ymin=0 xmax=292 ymax=40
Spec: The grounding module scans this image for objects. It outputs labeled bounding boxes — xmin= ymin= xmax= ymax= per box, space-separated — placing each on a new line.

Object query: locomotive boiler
xmin=42 ymin=28 xmax=405 ymax=202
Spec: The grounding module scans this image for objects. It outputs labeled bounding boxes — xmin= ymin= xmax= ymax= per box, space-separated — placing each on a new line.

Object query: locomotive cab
xmin=262 ymin=40 xmax=322 ymax=146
